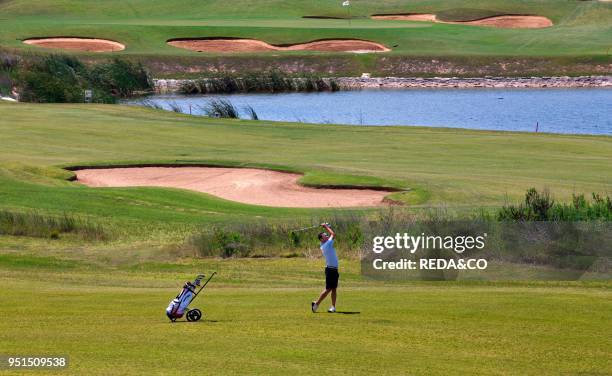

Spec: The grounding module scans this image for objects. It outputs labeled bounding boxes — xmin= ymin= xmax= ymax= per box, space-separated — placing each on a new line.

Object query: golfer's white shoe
xmin=311 ymin=301 xmax=318 ymax=313
xmin=328 ymin=306 xmax=336 ymax=313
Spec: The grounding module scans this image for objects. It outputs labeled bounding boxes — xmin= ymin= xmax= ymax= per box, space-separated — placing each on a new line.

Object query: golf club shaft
xmin=193 ymin=272 xmax=216 ymax=299
xmin=291 ymin=225 xmax=319 ymax=233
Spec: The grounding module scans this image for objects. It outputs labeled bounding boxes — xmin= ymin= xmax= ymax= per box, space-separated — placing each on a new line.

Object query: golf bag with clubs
xmin=166 ymin=272 xmax=216 ymax=322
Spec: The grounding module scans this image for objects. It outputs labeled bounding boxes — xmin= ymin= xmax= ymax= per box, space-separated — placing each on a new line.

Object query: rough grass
xmin=0 ymin=210 xmax=107 ymax=240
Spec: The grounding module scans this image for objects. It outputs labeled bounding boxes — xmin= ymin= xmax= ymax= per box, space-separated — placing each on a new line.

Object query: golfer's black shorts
xmin=325 ymin=267 xmax=339 ymax=289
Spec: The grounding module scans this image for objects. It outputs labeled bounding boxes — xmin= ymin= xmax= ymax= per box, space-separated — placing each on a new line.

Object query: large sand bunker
xmin=371 ymin=14 xmax=552 ymax=28
xmin=23 ymin=37 xmax=125 ymax=52
xmin=74 ymin=167 xmax=391 ymax=208
xmin=167 ymin=38 xmax=390 ymax=53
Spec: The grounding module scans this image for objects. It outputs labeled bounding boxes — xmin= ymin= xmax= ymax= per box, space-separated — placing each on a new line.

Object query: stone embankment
xmin=154 ymin=76 xmax=611 ymax=93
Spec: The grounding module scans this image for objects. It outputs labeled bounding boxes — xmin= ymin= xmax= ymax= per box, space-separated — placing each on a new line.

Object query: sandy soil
xmin=461 ymin=15 xmax=553 ymax=28
xmin=23 ymin=38 xmax=125 ymax=52
xmin=371 ymin=14 xmax=552 ymax=28
xmin=372 ymin=14 xmax=437 ymax=22
xmin=167 ymin=38 xmax=389 ymax=53
xmin=74 ymin=167 xmax=390 ymax=208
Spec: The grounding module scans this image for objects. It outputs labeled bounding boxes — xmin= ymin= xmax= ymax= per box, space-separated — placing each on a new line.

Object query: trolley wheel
xmin=186 ymin=308 xmax=202 ymax=322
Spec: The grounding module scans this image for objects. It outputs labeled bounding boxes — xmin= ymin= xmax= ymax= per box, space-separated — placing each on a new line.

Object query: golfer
xmin=311 ymin=223 xmax=339 ymax=313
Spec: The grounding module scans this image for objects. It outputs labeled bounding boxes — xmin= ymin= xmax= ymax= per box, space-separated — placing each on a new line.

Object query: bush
xmin=15 ymin=55 xmax=152 ymax=103
xmin=88 ymin=59 xmax=152 ymax=98
xmin=17 ymin=55 xmax=86 ymax=102
xmin=191 ymin=227 xmax=249 ymax=258
xmin=497 ymin=188 xmax=612 ymax=221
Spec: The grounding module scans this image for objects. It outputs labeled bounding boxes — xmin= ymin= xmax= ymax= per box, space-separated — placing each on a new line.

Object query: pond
xmin=125 ymin=88 xmax=612 ymax=135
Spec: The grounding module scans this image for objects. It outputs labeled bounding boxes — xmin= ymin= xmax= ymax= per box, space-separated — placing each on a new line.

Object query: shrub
xmin=17 ymin=55 xmax=86 ymax=102
xmin=191 ymin=227 xmax=249 ymax=258
xmin=497 ymin=188 xmax=612 ymax=221
xmin=88 ymin=59 xmax=152 ymax=98
xmin=15 ymin=55 xmax=152 ymax=103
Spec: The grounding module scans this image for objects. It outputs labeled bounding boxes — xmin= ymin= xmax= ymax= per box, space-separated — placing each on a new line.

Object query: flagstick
xmin=348 ymin=5 xmax=351 ymax=26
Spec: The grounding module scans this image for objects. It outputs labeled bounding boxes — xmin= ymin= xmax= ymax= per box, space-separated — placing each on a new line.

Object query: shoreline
xmin=154 ymin=75 xmax=611 ymax=94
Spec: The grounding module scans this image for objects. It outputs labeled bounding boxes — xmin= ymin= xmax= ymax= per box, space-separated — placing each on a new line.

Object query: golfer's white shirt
xmin=321 ymin=237 xmax=339 ymax=268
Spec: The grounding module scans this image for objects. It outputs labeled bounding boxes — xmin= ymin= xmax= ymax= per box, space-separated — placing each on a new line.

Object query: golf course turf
xmin=1 ymin=0 xmax=610 ymax=76
xmin=0 ymin=101 xmax=611 ymax=374
xmin=0 ymin=1 xmax=611 ymax=373
xmin=1 ymin=260 xmax=610 ymax=375
xmin=1 ymin=101 xmax=611 ymax=228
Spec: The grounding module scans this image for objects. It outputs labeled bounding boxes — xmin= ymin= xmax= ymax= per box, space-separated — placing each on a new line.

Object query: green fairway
xmin=0 ymin=258 xmax=610 ymax=375
xmin=1 ymin=0 xmax=610 ymax=76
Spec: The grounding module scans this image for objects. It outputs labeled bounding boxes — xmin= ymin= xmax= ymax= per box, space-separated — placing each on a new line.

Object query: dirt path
xmin=23 ymin=38 xmax=125 ymax=52
xmin=74 ymin=167 xmax=390 ymax=208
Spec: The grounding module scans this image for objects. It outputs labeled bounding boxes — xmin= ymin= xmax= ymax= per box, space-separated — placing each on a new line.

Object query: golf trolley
xmin=166 ymin=272 xmax=216 ymax=323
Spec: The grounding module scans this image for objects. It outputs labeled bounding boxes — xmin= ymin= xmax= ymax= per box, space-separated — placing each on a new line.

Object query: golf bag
xmin=166 ymin=275 xmax=204 ymax=319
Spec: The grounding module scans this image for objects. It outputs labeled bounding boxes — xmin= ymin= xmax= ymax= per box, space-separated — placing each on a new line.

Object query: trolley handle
xmin=193 ymin=271 xmax=216 ymax=298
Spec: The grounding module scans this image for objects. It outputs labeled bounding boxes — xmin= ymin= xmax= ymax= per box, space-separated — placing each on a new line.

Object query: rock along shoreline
xmin=154 ymin=76 xmax=611 ymax=94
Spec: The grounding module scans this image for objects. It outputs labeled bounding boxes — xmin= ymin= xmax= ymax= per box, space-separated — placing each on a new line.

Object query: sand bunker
xmin=371 ymin=14 xmax=552 ymax=28
xmin=372 ymin=14 xmax=437 ymax=22
xmin=23 ymin=38 xmax=125 ymax=52
xmin=167 ymin=38 xmax=389 ymax=53
xmin=74 ymin=167 xmax=391 ymax=208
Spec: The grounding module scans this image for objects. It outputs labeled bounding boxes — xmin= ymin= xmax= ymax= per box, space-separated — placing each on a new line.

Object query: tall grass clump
xmin=139 ymin=99 xmax=164 ymax=110
xmin=244 ymin=105 xmax=259 ymax=120
xmin=200 ymin=98 xmax=240 ymax=118
xmin=14 ymin=55 xmax=152 ymax=103
xmin=496 ymin=188 xmax=612 ymax=221
xmin=167 ymin=100 xmax=183 ymax=113
xmin=179 ymin=70 xmax=340 ymax=94
xmin=0 ymin=210 xmax=108 ymax=240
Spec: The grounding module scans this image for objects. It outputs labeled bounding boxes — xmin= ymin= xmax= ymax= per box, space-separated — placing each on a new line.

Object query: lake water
xmin=127 ymin=88 xmax=612 ymax=135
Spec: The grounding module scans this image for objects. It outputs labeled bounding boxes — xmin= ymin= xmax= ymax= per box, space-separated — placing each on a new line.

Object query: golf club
xmin=290 ymin=223 xmax=330 ymax=233
xmin=290 ymin=225 xmax=319 ymax=233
